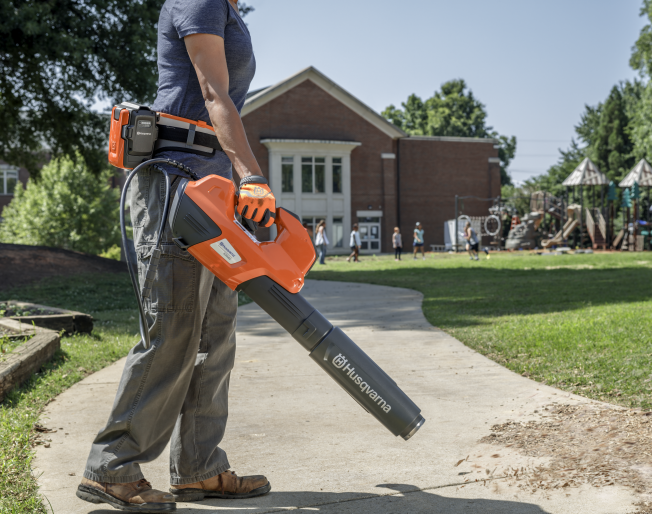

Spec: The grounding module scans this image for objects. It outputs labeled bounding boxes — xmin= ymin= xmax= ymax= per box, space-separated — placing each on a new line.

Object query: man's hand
xmin=237 ymin=176 xmax=276 ymax=228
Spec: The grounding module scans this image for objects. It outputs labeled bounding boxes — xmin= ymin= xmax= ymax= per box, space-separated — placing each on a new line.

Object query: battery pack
xmin=108 ymin=102 xmax=158 ymax=170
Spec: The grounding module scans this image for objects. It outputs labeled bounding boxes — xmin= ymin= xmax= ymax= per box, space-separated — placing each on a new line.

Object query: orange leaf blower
xmin=115 ymin=114 xmax=424 ymax=441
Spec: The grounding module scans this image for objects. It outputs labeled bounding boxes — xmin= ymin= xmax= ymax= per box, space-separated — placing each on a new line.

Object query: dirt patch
xmin=480 ymin=403 xmax=652 ymax=500
xmin=0 ymin=243 xmax=126 ymax=291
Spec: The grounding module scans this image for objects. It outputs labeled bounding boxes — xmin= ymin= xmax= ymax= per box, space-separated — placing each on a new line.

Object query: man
xmin=76 ymin=0 xmax=273 ymax=511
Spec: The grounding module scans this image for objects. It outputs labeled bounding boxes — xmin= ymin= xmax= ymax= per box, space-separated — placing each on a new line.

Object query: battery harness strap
xmin=156 ymin=125 xmax=223 ymax=152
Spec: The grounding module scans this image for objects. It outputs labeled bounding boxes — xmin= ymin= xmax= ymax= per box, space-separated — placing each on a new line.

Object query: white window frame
xmin=0 ymin=165 xmax=19 ymax=195
xmin=301 ymin=156 xmax=326 ymax=194
xmin=262 ymin=139 xmax=361 ymax=252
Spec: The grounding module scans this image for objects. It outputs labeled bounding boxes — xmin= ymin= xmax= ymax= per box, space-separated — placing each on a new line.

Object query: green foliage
xmin=631 ymin=0 xmax=652 ymax=77
xmin=0 ymin=154 xmax=120 ymax=255
xmin=100 ymin=244 xmax=122 ymax=261
xmin=0 ymin=0 xmax=165 ymax=175
xmin=529 ymin=2 xmax=652 ymax=198
xmin=0 ymin=1 xmax=253 ymax=176
xmin=0 ymin=272 xmax=140 ymax=513
xmin=525 ymin=81 xmax=641 ymax=205
xmin=382 ymin=79 xmax=517 ymax=186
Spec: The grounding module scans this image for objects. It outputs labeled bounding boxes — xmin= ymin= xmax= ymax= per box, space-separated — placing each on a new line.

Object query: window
xmin=1 ymin=165 xmax=18 ymax=195
xmin=332 ymin=157 xmax=342 ymax=193
xmin=301 ymin=157 xmax=325 ymax=193
xmin=281 ymin=156 xmax=293 ymax=193
xmin=333 ymin=217 xmax=343 ymax=247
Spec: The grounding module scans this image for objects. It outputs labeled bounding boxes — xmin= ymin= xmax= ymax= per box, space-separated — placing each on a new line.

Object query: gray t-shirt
xmin=152 ymin=0 xmax=256 ymax=179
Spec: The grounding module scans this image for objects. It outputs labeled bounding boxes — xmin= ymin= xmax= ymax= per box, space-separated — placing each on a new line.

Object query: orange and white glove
xmin=237 ymin=175 xmax=276 ymax=228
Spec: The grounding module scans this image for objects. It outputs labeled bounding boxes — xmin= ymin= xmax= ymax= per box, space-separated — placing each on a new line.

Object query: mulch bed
xmin=0 ymin=243 xmax=126 ymax=291
xmin=481 ymin=403 xmax=652 ymax=508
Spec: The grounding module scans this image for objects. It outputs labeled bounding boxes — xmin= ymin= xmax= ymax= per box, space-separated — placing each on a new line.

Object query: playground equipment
xmin=541 ymin=205 xmax=581 ymax=248
xmin=562 ymin=157 xmax=609 ymax=248
xmin=505 ymin=212 xmax=541 ymax=250
xmin=449 ymin=195 xmax=504 ymax=251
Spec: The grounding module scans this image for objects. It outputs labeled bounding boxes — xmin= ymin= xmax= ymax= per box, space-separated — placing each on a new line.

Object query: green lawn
xmin=309 ymin=251 xmax=652 ymax=411
xmin=0 ymin=272 xmax=249 ymax=513
xmin=2 ymin=252 xmax=651 ymax=511
xmin=0 ymin=273 xmax=139 ymax=513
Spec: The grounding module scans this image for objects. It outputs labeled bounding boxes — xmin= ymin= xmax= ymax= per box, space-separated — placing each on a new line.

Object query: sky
xmin=244 ymin=0 xmax=647 ymax=185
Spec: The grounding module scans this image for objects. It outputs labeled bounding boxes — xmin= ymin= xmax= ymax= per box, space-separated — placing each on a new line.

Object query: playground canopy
xmin=562 ymin=157 xmax=609 ymax=186
xmin=619 ymin=158 xmax=652 ymax=188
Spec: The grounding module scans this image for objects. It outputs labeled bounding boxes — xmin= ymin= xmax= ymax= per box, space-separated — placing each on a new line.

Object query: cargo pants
xmin=84 ymin=168 xmax=238 ymax=485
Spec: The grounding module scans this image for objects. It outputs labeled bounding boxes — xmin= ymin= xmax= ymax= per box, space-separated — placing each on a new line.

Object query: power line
xmin=518 ymin=139 xmax=571 ymax=143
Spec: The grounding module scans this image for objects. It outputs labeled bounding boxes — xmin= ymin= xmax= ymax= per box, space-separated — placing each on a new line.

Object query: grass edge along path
xmin=309 ymin=251 xmax=652 ymax=412
xmin=0 ymin=272 xmax=249 ymax=514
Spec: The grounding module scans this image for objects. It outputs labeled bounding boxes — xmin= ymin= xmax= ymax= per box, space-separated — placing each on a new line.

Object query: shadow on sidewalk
xmin=88 ymin=482 xmax=549 ymax=513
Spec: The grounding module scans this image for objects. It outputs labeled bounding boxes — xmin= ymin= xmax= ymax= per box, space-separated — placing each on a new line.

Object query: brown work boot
xmin=170 ymin=469 xmax=271 ymax=501
xmin=76 ymin=477 xmax=176 ymax=512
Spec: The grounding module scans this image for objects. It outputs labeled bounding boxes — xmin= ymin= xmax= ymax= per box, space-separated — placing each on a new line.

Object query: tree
xmin=577 ymin=83 xmax=640 ymax=182
xmin=0 ymin=0 xmax=254 ymax=176
xmin=630 ymin=0 xmax=652 ymax=77
xmin=0 ymin=154 xmax=120 ymax=254
xmin=527 ymin=80 xmax=641 ymax=199
xmin=382 ymin=79 xmax=517 ymax=186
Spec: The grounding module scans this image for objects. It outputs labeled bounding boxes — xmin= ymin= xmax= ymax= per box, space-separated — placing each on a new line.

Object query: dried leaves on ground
xmin=481 ymin=403 xmax=652 ymax=504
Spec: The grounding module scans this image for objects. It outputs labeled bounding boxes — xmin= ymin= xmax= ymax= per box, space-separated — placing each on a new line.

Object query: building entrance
xmin=358 ymin=217 xmax=381 ymax=253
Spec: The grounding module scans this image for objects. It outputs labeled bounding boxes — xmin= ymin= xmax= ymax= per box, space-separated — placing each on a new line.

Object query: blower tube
xmin=238 ymin=276 xmax=425 ymax=440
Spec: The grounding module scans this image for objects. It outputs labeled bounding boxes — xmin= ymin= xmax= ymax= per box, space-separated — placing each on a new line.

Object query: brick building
xmin=0 ymin=162 xmax=29 ymax=215
xmin=242 ymin=67 xmax=501 ymax=253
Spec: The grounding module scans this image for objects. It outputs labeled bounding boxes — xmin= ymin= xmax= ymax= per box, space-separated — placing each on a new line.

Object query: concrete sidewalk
xmin=34 ymin=280 xmax=638 ymax=513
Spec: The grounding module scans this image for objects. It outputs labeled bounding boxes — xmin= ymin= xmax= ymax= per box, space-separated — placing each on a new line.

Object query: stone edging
xmin=5 ymin=301 xmax=93 ymax=334
xmin=0 ymin=321 xmax=60 ymax=401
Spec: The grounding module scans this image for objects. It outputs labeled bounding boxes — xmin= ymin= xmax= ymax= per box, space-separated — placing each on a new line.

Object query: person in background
xmin=413 ymin=222 xmax=425 ymax=260
xmin=393 ymin=226 xmax=402 ymax=261
xmin=347 ymin=224 xmax=361 ymax=262
xmin=464 ymin=221 xmax=480 ymax=261
xmin=315 ymin=220 xmax=329 ymax=265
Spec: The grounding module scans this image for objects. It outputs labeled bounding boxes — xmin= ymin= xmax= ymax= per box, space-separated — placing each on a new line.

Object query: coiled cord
xmin=120 ymin=158 xmax=198 ymax=349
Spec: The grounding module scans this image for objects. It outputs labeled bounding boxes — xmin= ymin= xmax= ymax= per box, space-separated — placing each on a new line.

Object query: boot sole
xmin=76 ymin=484 xmax=176 ymax=512
xmin=170 ymin=482 xmax=271 ymax=501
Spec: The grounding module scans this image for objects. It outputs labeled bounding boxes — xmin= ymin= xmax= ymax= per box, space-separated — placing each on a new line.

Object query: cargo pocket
xmin=130 ymin=171 xmax=150 ymax=229
xmin=137 ymin=244 xmax=198 ymax=313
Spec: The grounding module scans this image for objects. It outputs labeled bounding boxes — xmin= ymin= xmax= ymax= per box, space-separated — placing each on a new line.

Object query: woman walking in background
xmin=315 ymin=220 xmax=329 ymax=265
xmin=464 ymin=221 xmax=480 ymax=261
xmin=393 ymin=227 xmax=403 ymax=261
xmin=347 ymin=224 xmax=361 ymax=262
xmin=413 ymin=222 xmax=425 ymax=260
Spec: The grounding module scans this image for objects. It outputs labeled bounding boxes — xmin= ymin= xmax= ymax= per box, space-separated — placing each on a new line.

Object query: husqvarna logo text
xmin=332 ymin=353 xmax=391 ymax=413
xmin=210 ymin=238 xmax=242 ymax=264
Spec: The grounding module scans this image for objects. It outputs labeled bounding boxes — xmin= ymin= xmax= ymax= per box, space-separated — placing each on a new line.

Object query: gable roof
xmin=242 ymin=66 xmax=406 ymax=139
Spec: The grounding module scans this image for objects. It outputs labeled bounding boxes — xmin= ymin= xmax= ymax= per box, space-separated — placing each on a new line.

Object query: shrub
xmin=0 ymin=155 xmax=120 ymax=255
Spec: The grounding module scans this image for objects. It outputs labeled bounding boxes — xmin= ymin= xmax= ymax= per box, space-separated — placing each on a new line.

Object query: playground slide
xmin=562 ymin=219 xmax=579 ymax=239
xmin=541 ymin=219 xmax=579 ymax=248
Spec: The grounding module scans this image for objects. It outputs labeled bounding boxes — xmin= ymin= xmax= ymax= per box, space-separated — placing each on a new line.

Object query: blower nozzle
xmin=238 ymin=276 xmax=425 ymax=440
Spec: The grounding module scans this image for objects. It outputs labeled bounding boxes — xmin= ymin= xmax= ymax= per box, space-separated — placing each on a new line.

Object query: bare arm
xmin=184 ymin=33 xmax=259 ymax=180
